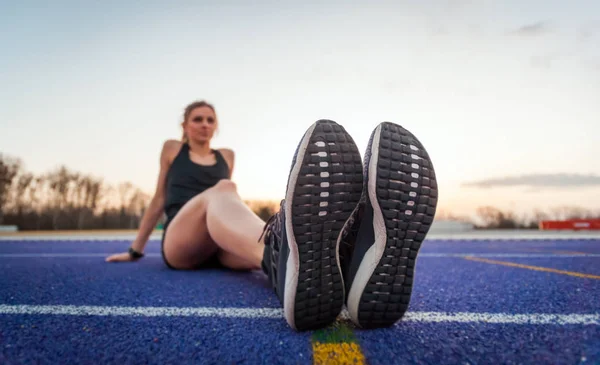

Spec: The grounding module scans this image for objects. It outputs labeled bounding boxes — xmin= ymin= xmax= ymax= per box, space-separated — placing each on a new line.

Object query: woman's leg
xmin=161 ymin=198 xmax=219 ymax=270
xmin=203 ymin=180 xmax=267 ymax=270
xmin=216 ymin=250 xmax=259 ymax=270
xmin=162 ymin=179 xmax=266 ymax=271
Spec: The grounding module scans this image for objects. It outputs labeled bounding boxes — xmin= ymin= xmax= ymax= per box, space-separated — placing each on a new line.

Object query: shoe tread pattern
xmin=291 ymin=120 xmax=364 ymax=330
xmin=358 ymin=122 xmax=438 ymax=328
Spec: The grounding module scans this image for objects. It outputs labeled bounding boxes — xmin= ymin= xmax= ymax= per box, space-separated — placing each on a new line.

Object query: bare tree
xmin=126 ymin=188 xmax=151 ymax=228
xmin=475 ymin=206 xmax=519 ymax=229
xmin=557 ymin=206 xmax=594 ymax=220
xmin=14 ymin=172 xmax=34 ymax=217
xmin=46 ymin=165 xmax=82 ymax=229
xmin=0 ymin=154 xmax=22 ymax=224
xmin=117 ymin=182 xmax=135 ymax=227
xmin=78 ymin=176 xmax=103 ymax=229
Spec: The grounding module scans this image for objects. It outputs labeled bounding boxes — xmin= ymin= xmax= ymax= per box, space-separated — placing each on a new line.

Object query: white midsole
xmin=283 ymin=122 xmax=318 ymax=330
xmin=347 ymin=125 xmax=387 ymax=325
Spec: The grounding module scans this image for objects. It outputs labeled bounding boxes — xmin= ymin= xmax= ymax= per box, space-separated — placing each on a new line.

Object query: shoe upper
xmin=259 ymin=125 xmax=310 ymax=305
xmin=338 ymin=200 xmax=361 ymax=292
xmin=260 ymin=200 xmax=290 ymax=306
xmin=339 ymin=127 xmax=378 ymax=298
xmin=260 ymin=119 xmax=368 ymax=316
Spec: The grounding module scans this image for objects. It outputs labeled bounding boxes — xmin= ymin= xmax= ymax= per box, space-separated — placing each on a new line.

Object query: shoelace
xmin=258 ymin=200 xmax=284 ymax=248
xmin=341 ymin=202 xmax=364 ymax=246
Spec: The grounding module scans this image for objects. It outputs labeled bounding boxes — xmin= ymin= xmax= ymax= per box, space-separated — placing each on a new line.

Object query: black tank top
xmin=164 ymin=143 xmax=230 ymax=220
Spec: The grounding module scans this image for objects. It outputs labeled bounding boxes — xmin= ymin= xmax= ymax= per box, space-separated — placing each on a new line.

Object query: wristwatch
xmin=128 ymin=247 xmax=144 ymax=259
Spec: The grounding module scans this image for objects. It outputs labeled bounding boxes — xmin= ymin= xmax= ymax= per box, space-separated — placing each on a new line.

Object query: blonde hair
xmin=181 ymin=100 xmax=217 ymax=142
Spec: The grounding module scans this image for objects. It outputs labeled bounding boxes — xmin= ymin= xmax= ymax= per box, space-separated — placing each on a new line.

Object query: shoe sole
xmin=347 ymin=122 xmax=438 ymax=329
xmin=283 ymin=119 xmax=364 ymax=331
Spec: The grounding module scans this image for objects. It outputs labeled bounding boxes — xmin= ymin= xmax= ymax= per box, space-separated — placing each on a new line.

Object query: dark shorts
xmin=160 ymin=215 xmax=224 ymax=270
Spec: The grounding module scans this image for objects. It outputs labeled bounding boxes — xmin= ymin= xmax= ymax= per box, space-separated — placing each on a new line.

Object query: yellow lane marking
xmin=464 ymin=256 xmax=600 ymax=280
xmin=312 ymin=342 xmax=366 ymax=365
xmin=553 ymin=250 xmax=588 ymax=255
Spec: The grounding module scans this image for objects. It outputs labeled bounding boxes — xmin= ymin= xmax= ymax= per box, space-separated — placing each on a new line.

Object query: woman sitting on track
xmin=106 ymin=100 xmax=438 ymax=331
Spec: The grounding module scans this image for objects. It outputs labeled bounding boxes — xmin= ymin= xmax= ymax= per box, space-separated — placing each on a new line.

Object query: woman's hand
xmin=105 ymin=252 xmax=138 ymax=263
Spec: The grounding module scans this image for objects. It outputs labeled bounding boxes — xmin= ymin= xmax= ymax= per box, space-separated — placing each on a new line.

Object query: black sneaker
xmin=340 ymin=122 xmax=438 ymax=329
xmin=259 ymin=119 xmax=364 ymax=331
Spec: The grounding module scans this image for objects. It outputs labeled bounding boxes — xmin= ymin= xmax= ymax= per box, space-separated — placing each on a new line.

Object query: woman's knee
xmin=213 ymin=179 xmax=237 ymax=192
xmin=186 ymin=180 xmax=235 ymax=208
xmin=196 ymin=179 xmax=239 ymax=212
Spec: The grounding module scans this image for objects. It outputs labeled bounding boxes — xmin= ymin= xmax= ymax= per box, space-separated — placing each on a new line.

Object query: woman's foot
xmin=340 ymin=121 xmax=438 ymax=329
xmin=260 ymin=119 xmax=363 ymax=331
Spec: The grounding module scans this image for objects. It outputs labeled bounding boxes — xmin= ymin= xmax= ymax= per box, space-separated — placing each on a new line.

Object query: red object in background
xmin=539 ymin=219 xmax=600 ymax=230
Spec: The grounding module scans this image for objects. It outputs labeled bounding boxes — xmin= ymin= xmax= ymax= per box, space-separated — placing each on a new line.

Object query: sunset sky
xmin=1 ymin=1 xmax=598 ymax=220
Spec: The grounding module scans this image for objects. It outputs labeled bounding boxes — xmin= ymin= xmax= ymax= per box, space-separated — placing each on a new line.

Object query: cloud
xmin=578 ymin=21 xmax=600 ymax=42
xmin=462 ymin=173 xmax=600 ymax=189
xmin=530 ymin=53 xmax=561 ymax=69
xmin=509 ymin=22 xmax=552 ymax=37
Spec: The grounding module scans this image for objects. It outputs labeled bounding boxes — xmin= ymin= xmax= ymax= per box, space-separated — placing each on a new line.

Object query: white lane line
xmin=0 ymin=253 xmax=598 ymax=258
xmin=1 ymin=233 xmax=600 ymax=241
xmin=402 ymin=312 xmax=600 ymax=325
xmin=0 ymin=236 xmax=163 ymax=242
xmin=0 ymin=253 xmax=162 ymax=258
xmin=420 ymin=253 xmax=600 ymax=258
xmin=0 ymin=304 xmax=282 ymax=318
xmin=0 ymin=305 xmax=597 ymax=325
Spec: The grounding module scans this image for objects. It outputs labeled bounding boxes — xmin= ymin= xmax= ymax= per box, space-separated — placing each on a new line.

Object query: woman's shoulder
xmin=217 ymin=148 xmax=234 ymax=163
xmin=217 ymin=147 xmax=234 ymax=159
xmin=217 ymin=148 xmax=235 ymax=171
xmin=163 ymin=139 xmax=183 ymax=149
xmin=161 ymin=139 xmax=184 ymax=162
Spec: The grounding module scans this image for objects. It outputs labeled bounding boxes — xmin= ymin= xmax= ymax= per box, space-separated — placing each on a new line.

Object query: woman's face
xmin=183 ymin=106 xmax=217 ymax=143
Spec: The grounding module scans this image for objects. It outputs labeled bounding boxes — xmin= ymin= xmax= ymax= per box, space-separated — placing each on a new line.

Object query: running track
xmin=0 ymin=231 xmax=598 ymax=364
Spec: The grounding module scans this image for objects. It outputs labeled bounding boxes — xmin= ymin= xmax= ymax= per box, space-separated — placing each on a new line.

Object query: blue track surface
xmin=1 ymin=237 xmax=599 ymax=364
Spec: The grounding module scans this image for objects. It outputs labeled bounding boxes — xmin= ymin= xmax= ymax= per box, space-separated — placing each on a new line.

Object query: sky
xmin=1 ymin=0 xmax=599 ymax=220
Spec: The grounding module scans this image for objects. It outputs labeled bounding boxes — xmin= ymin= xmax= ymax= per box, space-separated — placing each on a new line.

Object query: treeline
xmin=475 ymin=205 xmax=600 ymax=229
xmin=0 ymin=154 xmax=152 ymax=230
xmin=1 ymin=153 xmax=597 ymax=231
xmin=0 ymin=153 xmax=278 ymax=231
xmin=437 ymin=206 xmax=600 ymax=230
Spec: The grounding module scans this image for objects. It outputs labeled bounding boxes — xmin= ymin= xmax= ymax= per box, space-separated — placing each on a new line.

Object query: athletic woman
xmin=106 ymin=100 xmax=438 ymax=331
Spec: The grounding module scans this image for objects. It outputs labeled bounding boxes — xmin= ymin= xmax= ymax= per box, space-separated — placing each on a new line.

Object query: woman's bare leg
xmin=162 ymin=179 xmax=267 ymax=270
xmin=204 ymin=180 xmax=267 ymax=270
xmin=216 ymin=250 xmax=259 ymax=270
xmin=162 ymin=195 xmax=219 ymax=270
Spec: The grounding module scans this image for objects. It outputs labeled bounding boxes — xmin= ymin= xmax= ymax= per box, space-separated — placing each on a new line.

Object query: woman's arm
xmin=106 ymin=140 xmax=179 ymax=262
xmin=130 ymin=193 xmax=165 ymax=253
